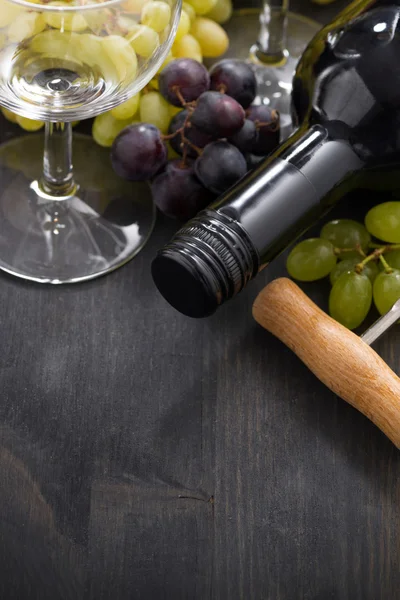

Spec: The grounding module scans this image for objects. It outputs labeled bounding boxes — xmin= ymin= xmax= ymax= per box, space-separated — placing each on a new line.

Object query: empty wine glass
xmin=222 ymin=0 xmax=320 ymax=138
xmin=0 ymin=0 xmax=181 ymax=283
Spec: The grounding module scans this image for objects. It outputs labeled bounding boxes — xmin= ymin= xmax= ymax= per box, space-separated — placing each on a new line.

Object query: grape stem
xmin=335 ymin=244 xmax=365 ymax=257
xmin=183 ymin=137 xmax=202 ymax=156
xmin=173 ymin=87 xmax=189 ymax=108
xmin=368 ymin=242 xmax=400 ymax=251
xmin=344 ymin=243 xmax=400 ymax=274
xmin=360 ymin=247 xmax=393 ymax=273
xmin=161 ymin=128 xmax=202 ymax=156
xmin=161 ymin=110 xmax=203 ymax=165
xmin=181 ymin=110 xmax=203 ymax=157
xmin=381 ymin=243 xmax=400 ymax=253
xmin=379 ymin=254 xmax=393 ymax=273
xmin=355 ymin=248 xmax=382 ymax=273
xmin=162 ymin=131 xmax=180 ymax=141
xmin=250 ymin=110 xmax=280 ymax=133
xmin=181 ymin=142 xmax=189 ymax=168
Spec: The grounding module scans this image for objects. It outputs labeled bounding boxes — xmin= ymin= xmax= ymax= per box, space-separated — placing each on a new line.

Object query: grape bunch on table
xmin=286 ymin=205 xmax=400 ymax=331
xmin=110 ymin=57 xmax=280 ymax=220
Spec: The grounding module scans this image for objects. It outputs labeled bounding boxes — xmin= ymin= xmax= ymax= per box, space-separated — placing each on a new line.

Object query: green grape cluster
xmin=286 ymin=202 xmax=400 ymax=330
xmin=1 ymin=0 xmax=231 ymax=138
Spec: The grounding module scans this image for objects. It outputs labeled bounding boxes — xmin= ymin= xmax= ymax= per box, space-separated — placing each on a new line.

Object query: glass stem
xmin=256 ymin=0 xmax=289 ymax=65
xmin=41 ymin=121 xmax=76 ymax=197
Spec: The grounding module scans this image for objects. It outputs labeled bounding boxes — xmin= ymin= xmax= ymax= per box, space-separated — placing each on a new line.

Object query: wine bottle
xmin=152 ymin=0 xmax=400 ymax=317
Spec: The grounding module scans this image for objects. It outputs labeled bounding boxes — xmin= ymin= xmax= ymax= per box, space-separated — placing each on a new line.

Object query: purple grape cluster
xmin=111 ymin=58 xmax=281 ymax=221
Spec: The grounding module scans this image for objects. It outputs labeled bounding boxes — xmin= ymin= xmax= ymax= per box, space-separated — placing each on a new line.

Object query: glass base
xmin=0 ymin=134 xmax=156 ymax=284
xmin=219 ymin=9 xmax=321 ymax=139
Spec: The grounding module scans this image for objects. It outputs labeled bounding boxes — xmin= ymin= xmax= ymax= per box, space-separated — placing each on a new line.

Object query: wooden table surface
xmin=1 ymin=3 xmax=400 ymax=599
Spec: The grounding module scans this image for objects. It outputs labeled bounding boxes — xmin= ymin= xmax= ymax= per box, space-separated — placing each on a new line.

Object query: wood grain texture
xmin=0 ymin=125 xmax=399 ymax=600
xmin=253 ymin=278 xmax=400 ymax=449
xmin=1 ymin=2 xmax=400 ymax=596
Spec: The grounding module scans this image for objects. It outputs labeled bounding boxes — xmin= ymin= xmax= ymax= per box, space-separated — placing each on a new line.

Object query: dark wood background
xmin=1 ymin=2 xmax=400 ymax=599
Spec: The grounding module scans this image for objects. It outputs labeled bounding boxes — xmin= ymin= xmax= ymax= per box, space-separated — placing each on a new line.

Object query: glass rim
xmin=6 ymin=0 xmax=125 ymax=12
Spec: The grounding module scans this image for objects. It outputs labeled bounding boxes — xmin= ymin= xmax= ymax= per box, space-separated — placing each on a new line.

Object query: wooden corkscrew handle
xmin=252 ymin=277 xmax=400 ymax=448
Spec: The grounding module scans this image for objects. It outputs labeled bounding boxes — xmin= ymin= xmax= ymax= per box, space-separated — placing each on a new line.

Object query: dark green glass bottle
xmin=153 ymin=0 xmax=400 ymax=317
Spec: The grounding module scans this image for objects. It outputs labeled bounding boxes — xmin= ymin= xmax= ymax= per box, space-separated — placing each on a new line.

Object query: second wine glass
xmin=222 ymin=0 xmax=320 ymax=138
xmin=0 ymin=0 xmax=181 ymax=283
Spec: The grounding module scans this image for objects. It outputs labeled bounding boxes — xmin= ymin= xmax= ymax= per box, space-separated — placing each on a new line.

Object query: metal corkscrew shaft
xmin=360 ymin=299 xmax=400 ymax=345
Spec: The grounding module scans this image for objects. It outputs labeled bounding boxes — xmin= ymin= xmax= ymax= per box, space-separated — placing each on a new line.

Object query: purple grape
xmin=229 ymin=119 xmax=257 ymax=153
xmin=247 ymin=105 xmax=280 ymax=156
xmin=195 ymin=141 xmax=248 ymax=195
xmin=158 ymin=58 xmax=210 ymax=107
xmin=209 ymin=60 xmax=257 ymax=109
xmin=191 ymin=91 xmax=245 ymax=139
xmin=152 ymin=159 xmax=214 ymax=221
xmin=185 ymin=121 xmax=214 ymax=152
xmin=111 ymin=123 xmax=167 ymax=181
xmin=168 ymin=109 xmax=213 ymax=158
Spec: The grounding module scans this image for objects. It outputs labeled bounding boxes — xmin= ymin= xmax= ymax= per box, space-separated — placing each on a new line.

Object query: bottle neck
xmin=152 ymin=126 xmax=366 ymax=317
xmin=213 ymin=125 xmax=364 ymax=266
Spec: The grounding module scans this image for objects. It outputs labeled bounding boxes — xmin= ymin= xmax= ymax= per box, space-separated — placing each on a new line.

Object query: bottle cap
xmin=152 ymin=248 xmax=221 ymax=318
xmin=151 ymin=210 xmax=259 ymax=318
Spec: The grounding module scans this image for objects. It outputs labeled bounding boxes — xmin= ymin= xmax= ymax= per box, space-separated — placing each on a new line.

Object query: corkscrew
xmin=253 ymin=278 xmax=400 ymax=448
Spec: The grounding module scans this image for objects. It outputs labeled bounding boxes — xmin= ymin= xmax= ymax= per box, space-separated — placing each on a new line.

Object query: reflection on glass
xmin=0 ymin=0 xmax=181 ymax=283
xmin=222 ymin=0 xmax=320 ymax=139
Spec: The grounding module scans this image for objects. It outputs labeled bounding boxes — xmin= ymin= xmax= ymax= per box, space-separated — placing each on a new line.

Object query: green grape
xmin=182 ymin=1 xmax=196 ymax=22
xmin=156 ymin=50 xmax=174 ymax=74
xmin=141 ymin=1 xmax=171 ymax=32
xmin=127 ymin=24 xmax=160 ymax=57
xmin=320 ymin=219 xmax=371 ymax=257
xmin=384 ymin=249 xmax=400 ymax=270
xmin=167 ymin=141 xmax=180 ymax=159
xmin=373 ymin=269 xmax=400 ymax=315
xmin=329 ymin=257 xmax=379 ymax=286
xmin=76 ymin=33 xmax=102 ymax=66
xmin=173 ymin=33 xmax=202 ymax=61
xmin=44 ymin=2 xmax=87 ymax=31
xmin=169 ymin=104 xmax=181 ymax=118
xmin=111 ymin=94 xmax=140 ymax=120
xmin=139 ymin=90 xmax=170 ymax=133
xmin=365 ymin=202 xmax=400 ymax=243
xmin=0 ymin=0 xmax=22 ymax=28
xmin=83 ymin=11 xmax=108 ymax=32
xmin=186 ymin=0 xmax=218 ymax=15
xmin=101 ymin=36 xmax=138 ymax=82
xmin=117 ymin=15 xmax=139 ymax=33
xmin=205 ymin=0 xmax=233 ymax=23
xmin=7 ymin=13 xmax=45 ymax=43
xmin=122 ymin=0 xmax=149 ymax=13
xmin=92 ymin=113 xmax=134 ymax=148
xmin=190 ymin=16 xmax=229 ymax=57
xmin=329 ymin=272 xmax=372 ymax=330
xmin=286 ymin=238 xmax=337 ymax=282
xmin=175 ymin=10 xmax=191 ymax=42
xmin=31 ymin=30 xmax=79 ymax=61
xmin=1 ymin=107 xmax=17 ymax=123
xmin=16 ymin=115 xmax=44 ymax=131
xmin=76 ymin=34 xmax=117 ymax=78
xmin=337 ymin=250 xmax=365 ymax=262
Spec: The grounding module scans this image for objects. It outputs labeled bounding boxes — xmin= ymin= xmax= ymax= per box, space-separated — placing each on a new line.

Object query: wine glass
xmin=221 ymin=0 xmax=320 ymax=138
xmin=0 ymin=0 xmax=181 ymax=283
